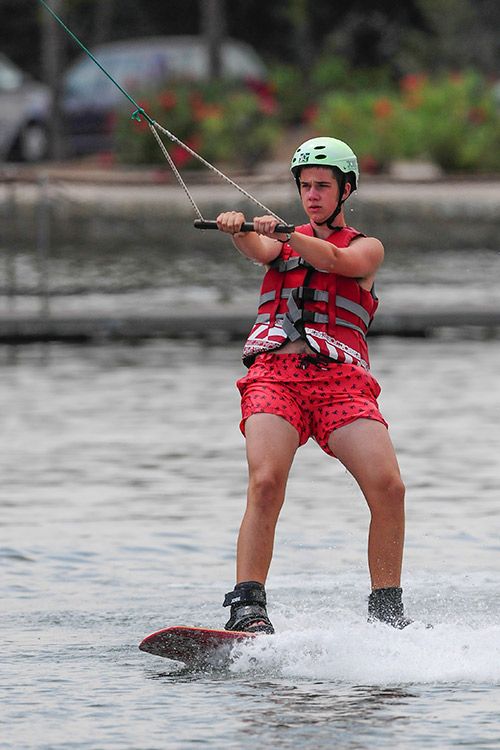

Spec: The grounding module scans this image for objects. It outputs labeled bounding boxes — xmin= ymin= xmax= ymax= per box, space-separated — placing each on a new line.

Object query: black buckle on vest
xmin=300 ymin=287 xmax=317 ymax=302
xmin=301 ymin=310 xmax=317 ymax=323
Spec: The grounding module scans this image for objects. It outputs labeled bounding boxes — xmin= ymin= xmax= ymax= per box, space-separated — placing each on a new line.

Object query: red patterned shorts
xmin=236 ymin=352 xmax=387 ymax=457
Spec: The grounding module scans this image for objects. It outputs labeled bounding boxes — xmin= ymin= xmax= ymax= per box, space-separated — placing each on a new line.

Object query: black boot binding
xmin=223 ymin=581 xmax=275 ymax=634
xmin=368 ymin=587 xmax=413 ymax=629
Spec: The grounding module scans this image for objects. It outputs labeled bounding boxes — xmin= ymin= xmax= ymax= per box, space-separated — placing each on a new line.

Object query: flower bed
xmin=311 ymin=71 xmax=500 ymax=173
xmin=115 ymin=81 xmax=281 ymax=170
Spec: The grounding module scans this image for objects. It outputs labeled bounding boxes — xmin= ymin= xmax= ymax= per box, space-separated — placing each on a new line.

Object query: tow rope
xmin=38 ymin=0 xmax=294 ymax=234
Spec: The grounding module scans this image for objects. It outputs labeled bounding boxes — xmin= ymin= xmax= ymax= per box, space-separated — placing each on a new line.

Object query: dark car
xmin=2 ymin=36 xmax=269 ymax=162
xmin=0 ymin=53 xmax=51 ymax=162
xmin=61 ymin=35 xmax=269 ymax=156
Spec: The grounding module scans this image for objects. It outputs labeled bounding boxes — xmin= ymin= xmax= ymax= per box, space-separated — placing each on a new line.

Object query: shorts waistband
xmin=256 ymin=351 xmax=333 ymax=369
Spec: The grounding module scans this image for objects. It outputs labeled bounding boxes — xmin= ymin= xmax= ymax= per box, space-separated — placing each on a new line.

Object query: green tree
xmin=413 ymin=0 xmax=500 ymax=74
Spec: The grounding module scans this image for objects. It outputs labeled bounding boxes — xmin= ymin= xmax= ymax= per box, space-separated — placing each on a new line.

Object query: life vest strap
xmin=268 ymin=256 xmax=313 ymax=273
xmin=335 ymin=318 xmax=367 ymax=338
xmin=258 ymin=286 xmax=330 ymax=307
xmin=336 ymin=295 xmax=371 ymax=327
xmin=255 ymin=311 xmax=329 ymax=326
xmin=259 ymin=290 xmax=277 ymax=305
xmin=282 ymin=287 xmax=329 ymax=302
xmin=302 ymin=311 xmax=329 ymax=324
xmin=282 ymin=315 xmax=302 ymax=342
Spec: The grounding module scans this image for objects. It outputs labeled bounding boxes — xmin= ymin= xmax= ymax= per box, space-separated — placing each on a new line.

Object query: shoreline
xmin=1 ymin=162 xmax=499 ymax=344
xmin=2 ymin=165 xmax=499 ymax=250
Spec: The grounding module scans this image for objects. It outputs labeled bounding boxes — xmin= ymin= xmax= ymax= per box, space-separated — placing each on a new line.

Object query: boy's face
xmin=298 ymin=166 xmax=350 ymax=225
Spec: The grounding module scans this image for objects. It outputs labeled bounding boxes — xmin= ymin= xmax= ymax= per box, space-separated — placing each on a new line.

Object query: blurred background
xmin=1 ymin=10 xmax=500 ymax=745
xmin=1 ymin=0 xmax=499 ymax=173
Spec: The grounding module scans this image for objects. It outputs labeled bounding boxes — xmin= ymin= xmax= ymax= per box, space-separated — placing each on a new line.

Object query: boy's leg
xmin=224 ymin=412 xmax=298 ymax=633
xmin=236 ymin=412 xmax=299 ymax=584
xmin=328 ymin=418 xmax=405 ymax=589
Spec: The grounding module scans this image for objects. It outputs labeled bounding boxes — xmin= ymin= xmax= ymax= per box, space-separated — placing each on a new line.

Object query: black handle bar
xmin=194 ymin=219 xmax=295 ymax=234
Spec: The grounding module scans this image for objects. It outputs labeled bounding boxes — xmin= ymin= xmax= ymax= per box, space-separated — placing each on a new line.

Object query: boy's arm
xmin=288 ymin=232 xmax=384 ymax=279
xmin=249 ymin=215 xmax=384 ymax=280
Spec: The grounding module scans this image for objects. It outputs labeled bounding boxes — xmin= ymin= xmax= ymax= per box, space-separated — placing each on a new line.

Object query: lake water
xmin=2 ymin=229 xmax=499 ymax=318
xmin=1 ymin=336 xmax=499 ymax=749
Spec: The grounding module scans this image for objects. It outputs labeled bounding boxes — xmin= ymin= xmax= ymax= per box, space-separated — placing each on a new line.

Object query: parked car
xmin=0 ymin=53 xmax=51 ymax=162
xmin=62 ymin=35 xmax=269 ymax=156
xmin=2 ymin=36 xmax=268 ymax=162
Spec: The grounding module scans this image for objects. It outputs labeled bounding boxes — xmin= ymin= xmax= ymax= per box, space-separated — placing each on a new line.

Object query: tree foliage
xmin=1 ymin=0 xmax=498 ymax=79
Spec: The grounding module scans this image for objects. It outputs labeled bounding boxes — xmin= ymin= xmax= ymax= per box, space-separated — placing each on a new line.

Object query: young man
xmin=217 ymin=137 xmax=410 ymax=633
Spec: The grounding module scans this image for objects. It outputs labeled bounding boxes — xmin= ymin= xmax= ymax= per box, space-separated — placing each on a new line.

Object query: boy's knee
xmin=248 ymin=470 xmax=286 ymax=510
xmin=368 ymin=473 xmax=405 ymax=515
xmin=387 ymin=475 xmax=405 ymax=503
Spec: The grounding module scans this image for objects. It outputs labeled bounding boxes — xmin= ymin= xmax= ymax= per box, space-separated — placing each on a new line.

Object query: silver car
xmin=0 ymin=53 xmax=51 ymax=162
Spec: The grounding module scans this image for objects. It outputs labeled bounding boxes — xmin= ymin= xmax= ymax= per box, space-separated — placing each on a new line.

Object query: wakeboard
xmin=139 ymin=626 xmax=257 ymax=666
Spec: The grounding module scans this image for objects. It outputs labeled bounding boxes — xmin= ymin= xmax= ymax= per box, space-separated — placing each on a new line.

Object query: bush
xmin=115 ymin=81 xmax=282 ymax=171
xmin=269 ymin=56 xmax=393 ymax=127
xmin=311 ymin=71 xmax=500 ymax=173
xmin=268 ymin=63 xmax=317 ymax=125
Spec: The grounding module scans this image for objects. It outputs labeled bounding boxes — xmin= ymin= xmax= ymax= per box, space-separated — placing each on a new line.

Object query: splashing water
xmin=229 ymin=619 xmax=500 ymax=685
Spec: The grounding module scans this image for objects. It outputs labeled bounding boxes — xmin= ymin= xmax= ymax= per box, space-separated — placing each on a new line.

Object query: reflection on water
xmin=237 ymin=681 xmax=416 ymax=724
xmin=1 ymin=338 xmax=500 ymax=750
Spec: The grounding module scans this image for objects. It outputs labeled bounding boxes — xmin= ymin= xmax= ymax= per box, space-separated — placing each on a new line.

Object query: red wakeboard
xmin=139 ymin=626 xmax=257 ymax=665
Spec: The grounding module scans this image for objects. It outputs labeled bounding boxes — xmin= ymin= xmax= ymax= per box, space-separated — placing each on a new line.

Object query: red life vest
xmin=242 ymin=224 xmax=379 ymax=369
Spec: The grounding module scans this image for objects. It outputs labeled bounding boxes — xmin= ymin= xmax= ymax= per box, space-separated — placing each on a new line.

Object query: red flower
xmin=468 ymin=106 xmax=487 ymax=124
xmin=158 ymin=91 xmax=177 ymax=110
xmin=373 ymin=98 xmax=393 ymax=119
xmin=257 ymin=93 xmax=277 ymax=116
xmin=170 ymin=136 xmax=202 ymax=167
xmin=246 ymin=79 xmax=278 ymax=115
xmin=246 ymin=79 xmax=276 ymax=98
xmin=190 ymin=93 xmax=208 ymax=121
xmin=132 ymin=116 xmax=148 ymax=132
xmin=302 ymin=104 xmax=319 ymax=123
xmin=400 ymin=73 xmax=426 ymax=93
xmin=170 ymin=144 xmax=192 ymax=168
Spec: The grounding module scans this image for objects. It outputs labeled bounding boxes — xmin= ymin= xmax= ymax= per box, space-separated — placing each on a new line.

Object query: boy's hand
xmin=253 ymin=215 xmax=291 ymax=243
xmin=216 ymin=211 xmax=246 ymax=235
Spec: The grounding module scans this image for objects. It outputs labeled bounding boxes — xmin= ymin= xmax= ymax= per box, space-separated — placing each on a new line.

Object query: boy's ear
xmin=342 ymin=180 xmax=352 ymax=200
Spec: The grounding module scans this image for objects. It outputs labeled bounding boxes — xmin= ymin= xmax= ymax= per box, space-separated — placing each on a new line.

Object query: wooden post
xmin=40 ymin=0 xmax=65 ymax=160
xmin=200 ymin=0 xmax=226 ymax=80
xmin=36 ymin=175 xmax=51 ymax=322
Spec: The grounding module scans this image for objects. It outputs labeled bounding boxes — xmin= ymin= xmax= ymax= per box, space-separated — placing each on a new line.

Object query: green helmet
xmin=290 ymin=137 xmax=359 ymax=190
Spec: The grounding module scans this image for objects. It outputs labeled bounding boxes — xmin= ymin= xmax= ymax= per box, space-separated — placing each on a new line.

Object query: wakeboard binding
xmin=224 ymin=580 xmax=274 ymax=634
xmin=368 ymin=586 xmax=413 ymax=629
